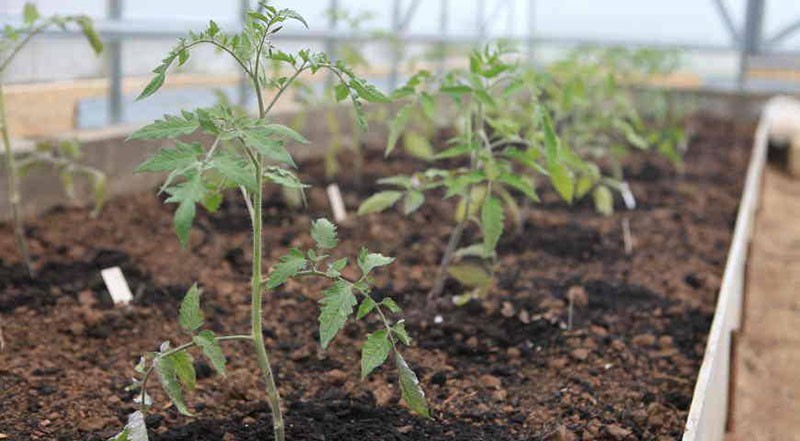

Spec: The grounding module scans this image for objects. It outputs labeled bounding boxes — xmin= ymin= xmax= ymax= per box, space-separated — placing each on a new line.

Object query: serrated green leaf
xmin=593 ymin=185 xmax=614 ymax=216
xmin=357 ymin=248 xmax=394 ymax=275
xmin=23 ymin=3 xmax=39 ymax=25
xmin=318 ymin=280 xmax=357 ymax=349
xmin=311 ymin=218 xmax=338 ymax=249
xmin=402 ymin=190 xmax=424 ymax=215
xmin=262 ymin=124 xmax=309 ymax=144
xmin=193 ymin=330 xmax=226 ymax=377
xmin=179 ymin=284 xmax=204 ymax=333
xmin=497 ymin=173 xmax=538 ymax=202
xmin=136 ymin=142 xmax=202 ymax=172
xmin=391 ymin=320 xmax=412 ymax=345
xmin=267 ymin=248 xmax=307 ymax=289
xmin=210 ymin=154 xmax=257 ymax=192
xmin=575 ymin=175 xmax=595 ymax=199
xmin=263 ymin=166 xmax=307 ymax=189
xmin=349 ymin=78 xmax=390 ymax=103
xmin=481 ymin=196 xmax=504 ymax=255
xmin=76 ymin=16 xmax=103 ymax=55
xmin=361 ymin=330 xmax=391 ymax=379
xmin=386 ymin=105 xmax=412 ymax=157
xmin=454 ymin=243 xmax=490 ymax=259
xmin=381 ymin=298 xmax=402 ymax=313
xmin=420 ymin=93 xmax=436 ymax=120
xmin=395 ymin=353 xmax=430 ymax=418
xmin=548 ymin=162 xmax=574 ymax=204
xmin=138 ymin=72 xmax=166 ymax=101
xmin=165 ymin=173 xmax=206 ymax=247
xmin=403 ymin=132 xmax=434 ymax=161
xmin=357 ymin=191 xmax=402 ymax=215
xmin=447 ymin=264 xmax=492 ymax=287
xmin=109 ymin=411 xmax=148 ymax=441
xmin=279 ymin=8 xmax=308 ymax=28
xmin=241 ymin=128 xmax=296 ymax=167
xmin=154 ymin=354 xmax=192 ymax=416
xmin=356 ymin=297 xmax=377 ymax=319
xmin=334 ymin=83 xmax=349 ymax=102
xmin=171 ymin=351 xmax=196 ymax=391
xmin=129 ymin=114 xmax=199 ymax=140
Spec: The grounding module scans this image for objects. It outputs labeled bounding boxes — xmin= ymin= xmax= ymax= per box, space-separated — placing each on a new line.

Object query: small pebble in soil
xmin=431 ymin=371 xmax=447 ymax=386
xmin=193 ymin=360 xmax=213 ymax=379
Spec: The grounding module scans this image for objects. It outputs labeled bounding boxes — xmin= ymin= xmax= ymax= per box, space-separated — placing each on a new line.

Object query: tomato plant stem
xmin=0 ymin=83 xmax=32 ymax=276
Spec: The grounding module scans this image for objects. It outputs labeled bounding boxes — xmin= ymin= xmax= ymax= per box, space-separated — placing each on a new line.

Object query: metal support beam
xmin=711 ymin=0 xmax=742 ymax=46
xmin=476 ymin=0 xmax=486 ymax=41
xmin=764 ymin=19 xmax=800 ymax=48
xmin=237 ymin=0 xmax=249 ymax=108
xmin=389 ymin=0 xmax=402 ymax=89
xmin=527 ymin=0 xmax=535 ymax=63
xmin=325 ymin=0 xmax=339 ymax=88
xmin=738 ymin=0 xmax=765 ymax=91
xmin=107 ymin=0 xmax=123 ymax=125
xmin=438 ymin=0 xmax=449 ymax=74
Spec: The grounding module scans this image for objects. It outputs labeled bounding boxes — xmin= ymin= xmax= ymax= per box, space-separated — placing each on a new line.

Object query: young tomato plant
xmin=0 ymin=3 xmax=104 ymax=275
xmin=111 ymin=6 xmax=426 ymax=441
xmin=533 ymin=47 xmax=687 ymax=213
xmin=359 ymin=44 xmax=584 ymax=305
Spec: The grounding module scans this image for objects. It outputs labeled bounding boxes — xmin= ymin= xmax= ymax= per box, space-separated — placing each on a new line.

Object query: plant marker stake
xmin=622 ymin=217 xmax=633 ymax=255
xmin=567 ymin=289 xmax=574 ymax=331
xmin=101 ymin=266 xmax=133 ymax=305
xmin=620 ymin=182 xmax=636 ymax=210
xmin=326 ymin=183 xmax=347 ymax=223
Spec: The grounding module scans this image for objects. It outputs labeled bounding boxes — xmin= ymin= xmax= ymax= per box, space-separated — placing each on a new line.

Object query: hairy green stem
xmin=427 ymin=103 xmax=479 ymax=304
xmin=0 ymin=83 xmax=32 ymax=276
xmin=250 ymin=158 xmax=285 ymax=441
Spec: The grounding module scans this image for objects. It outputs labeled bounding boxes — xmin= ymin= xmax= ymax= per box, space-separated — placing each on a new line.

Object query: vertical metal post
xmin=438 ymin=0 xmax=449 ymax=74
xmin=738 ymin=0 xmax=765 ymax=91
xmin=325 ymin=0 xmax=339 ymax=88
xmin=389 ymin=0 xmax=402 ymax=90
xmin=107 ymin=0 xmax=123 ymax=125
xmin=237 ymin=0 xmax=249 ymax=108
xmin=476 ymin=0 xmax=486 ymax=41
xmin=506 ymin=0 xmax=515 ymax=37
xmin=527 ymin=0 xmax=535 ymax=64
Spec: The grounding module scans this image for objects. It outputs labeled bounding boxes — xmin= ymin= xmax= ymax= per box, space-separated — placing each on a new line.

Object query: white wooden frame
xmin=682 ymin=112 xmax=771 ymax=440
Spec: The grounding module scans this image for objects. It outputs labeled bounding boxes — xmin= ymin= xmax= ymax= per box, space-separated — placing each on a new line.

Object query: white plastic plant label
xmin=101 ymin=266 xmax=133 ymax=305
xmin=620 ymin=182 xmax=636 ymax=210
xmin=326 ymin=183 xmax=347 ymax=223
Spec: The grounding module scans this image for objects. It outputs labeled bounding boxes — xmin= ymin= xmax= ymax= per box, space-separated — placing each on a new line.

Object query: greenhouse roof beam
xmin=711 ymin=0 xmax=742 ymax=46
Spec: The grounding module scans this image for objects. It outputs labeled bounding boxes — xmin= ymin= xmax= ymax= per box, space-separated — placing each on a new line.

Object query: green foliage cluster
xmin=1 ymin=3 xmax=104 ymax=276
xmin=359 ymin=44 xmax=601 ymax=303
xmin=536 ymin=47 xmax=687 ymax=183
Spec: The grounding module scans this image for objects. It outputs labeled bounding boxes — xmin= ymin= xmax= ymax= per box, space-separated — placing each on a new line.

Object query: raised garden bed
xmin=0 ymin=115 xmax=752 ymax=440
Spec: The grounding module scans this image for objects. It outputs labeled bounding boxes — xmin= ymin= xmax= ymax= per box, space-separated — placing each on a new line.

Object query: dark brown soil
xmin=0 ymin=116 xmax=752 ymax=440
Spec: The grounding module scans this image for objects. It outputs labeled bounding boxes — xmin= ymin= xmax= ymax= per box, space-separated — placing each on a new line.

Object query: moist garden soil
xmin=0 ymin=116 xmax=752 ymax=440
